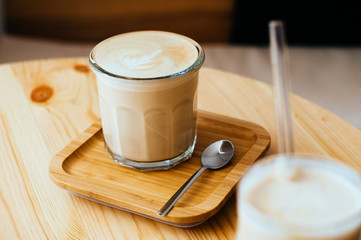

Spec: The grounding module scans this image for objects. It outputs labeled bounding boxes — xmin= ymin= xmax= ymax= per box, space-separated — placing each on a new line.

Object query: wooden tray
xmin=49 ymin=111 xmax=270 ymax=227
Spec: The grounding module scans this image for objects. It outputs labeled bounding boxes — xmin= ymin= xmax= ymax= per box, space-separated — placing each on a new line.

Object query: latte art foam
xmin=93 ymin=31 xmax=199 ymax=78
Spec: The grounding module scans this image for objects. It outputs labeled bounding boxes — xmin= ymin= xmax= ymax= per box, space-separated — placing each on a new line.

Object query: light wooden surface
xmin=49 ymin=111 xmax=270 ymax=227
xmin=2 ymin=35 xmax=361 ymax=130
xmin=1 ymin=57 xmax=361 ymax=239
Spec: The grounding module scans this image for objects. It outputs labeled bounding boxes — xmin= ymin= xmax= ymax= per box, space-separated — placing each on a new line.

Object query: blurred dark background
xmin=2 ymin=0 xmax=234 ymax=43
xmin=3 ymin=0 xmax=361 ymax=46
xmin=231 ymin=10 xmax=361 ymax=46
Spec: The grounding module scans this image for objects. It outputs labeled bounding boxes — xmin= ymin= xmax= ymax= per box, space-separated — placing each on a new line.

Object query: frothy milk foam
xmin=91 ymin=31 xmax=201 ymax=162
xmin=237 ymin=155 xmax=361 ymax=240
xmin=94 ymin=31 xmax=198 ymax=78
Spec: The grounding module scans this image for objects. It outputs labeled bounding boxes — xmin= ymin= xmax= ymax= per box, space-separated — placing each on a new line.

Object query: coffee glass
xmin=237 ymin=154 xmax=361 ymax=240
xmin=89 ymin=31 xmax=204 ymax=171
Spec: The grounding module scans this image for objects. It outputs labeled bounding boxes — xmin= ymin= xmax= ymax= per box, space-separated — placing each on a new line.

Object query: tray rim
xmin=49 ymin=110 xmax=271 ymax=226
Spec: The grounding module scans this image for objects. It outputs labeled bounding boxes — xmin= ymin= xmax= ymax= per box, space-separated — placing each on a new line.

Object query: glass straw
xmin=269 ymin=20 xmax=294 ymax=153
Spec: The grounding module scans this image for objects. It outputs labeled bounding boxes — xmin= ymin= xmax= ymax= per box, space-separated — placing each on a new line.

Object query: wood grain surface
xmin=1 ymin=58 xmax=361 ymax=239
xmin=49 ymin=111 xmax=270 ymax=227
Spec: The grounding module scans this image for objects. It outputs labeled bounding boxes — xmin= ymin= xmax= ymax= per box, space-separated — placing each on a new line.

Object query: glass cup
xmin=89 ymin=31 xmax=204 ymax=171
xmin=237 ymin=154 xmax=361 ymax=240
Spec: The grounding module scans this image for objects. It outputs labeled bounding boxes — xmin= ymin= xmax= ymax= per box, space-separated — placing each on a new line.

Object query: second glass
xmin=237 ymin=154 xmax=361 ymax=240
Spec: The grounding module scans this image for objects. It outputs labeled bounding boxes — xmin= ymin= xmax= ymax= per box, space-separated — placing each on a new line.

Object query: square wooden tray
xmin=49 ymin=111 xmax=270 ymax=227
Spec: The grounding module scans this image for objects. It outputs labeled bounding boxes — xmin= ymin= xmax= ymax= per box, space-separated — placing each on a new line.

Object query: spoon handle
xmin=157 ymin=166 xmax=207 ymax=216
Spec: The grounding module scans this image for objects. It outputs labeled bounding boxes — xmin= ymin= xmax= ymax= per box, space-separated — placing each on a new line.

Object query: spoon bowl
xmin=202 ymin=140 xmax=234 ymax=168
xmin=157 ymin=140 xmax=234 ymax=216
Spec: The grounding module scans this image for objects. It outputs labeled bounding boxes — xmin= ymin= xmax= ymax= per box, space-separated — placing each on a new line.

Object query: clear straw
xmin=269 ymin=20 xmax=294 ymax=153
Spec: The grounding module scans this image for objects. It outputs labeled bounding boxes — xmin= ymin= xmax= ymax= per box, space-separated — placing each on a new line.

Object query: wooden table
xmin=1 ymin=57 xmax=361 ymax=239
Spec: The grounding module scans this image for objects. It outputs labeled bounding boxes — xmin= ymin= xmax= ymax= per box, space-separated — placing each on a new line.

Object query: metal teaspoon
xmin=157 ymin=140 xmax=235 ymax=216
